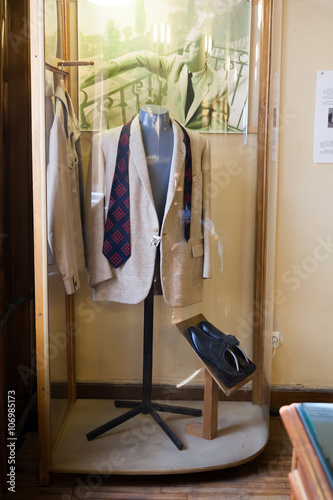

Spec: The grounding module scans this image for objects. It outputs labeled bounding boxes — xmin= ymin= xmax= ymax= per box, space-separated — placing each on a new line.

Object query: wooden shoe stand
xmin=175 ymin=314 xmax=257 ymax=441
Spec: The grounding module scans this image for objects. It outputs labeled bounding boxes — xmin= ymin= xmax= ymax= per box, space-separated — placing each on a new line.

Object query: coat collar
xmin=55 ymin=85 xmax=81 ymax=142
xmin=129 ymin=115 xmax=186 ymax=224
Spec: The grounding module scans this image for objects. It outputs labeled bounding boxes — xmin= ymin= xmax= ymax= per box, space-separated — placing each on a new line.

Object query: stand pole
xmin=142 ymin=285 xmax=154 ymax=413
xmin=87 ymin=285 xmax=202 ymax=450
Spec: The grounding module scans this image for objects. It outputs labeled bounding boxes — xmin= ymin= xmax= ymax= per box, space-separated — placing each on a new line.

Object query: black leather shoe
xmin=187 ymin=326 xmax=248 ymax=388
xmin=199 ymin=321 xmax=256 ymax=377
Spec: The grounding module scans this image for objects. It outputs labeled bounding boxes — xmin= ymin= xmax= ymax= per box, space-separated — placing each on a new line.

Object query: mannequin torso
xmin=139 ymin=105 xmax=173 ymax=294
xmin=139 ymin=105 xmax=173 ymax=225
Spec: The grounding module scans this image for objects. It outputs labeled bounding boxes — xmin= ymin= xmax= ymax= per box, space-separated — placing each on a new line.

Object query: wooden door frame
xmin=30 ymin=0 xmax=51 ymax=484
xmin=0 ymin=0 xmax=7 ymax=494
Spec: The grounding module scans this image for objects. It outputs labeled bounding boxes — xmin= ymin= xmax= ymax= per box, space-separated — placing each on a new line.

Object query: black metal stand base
xmin=86 ymin=285 xmax=202 ymax=450
xmin=87 ymin=400 xmax=201 ymax=450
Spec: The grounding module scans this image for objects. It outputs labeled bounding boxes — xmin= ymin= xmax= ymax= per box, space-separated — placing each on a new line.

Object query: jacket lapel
xmin=185 ymin=66 xmax=212 ymax=125
xmin=129 ymin=115 xmax=186 ymax=227
xmin=163 ymin=120 xmax=186 ymax=223
xmin=178 ymin=65 xmax=188 ymax=124
xmin=129 ymin=116 xmax=155 ymax=208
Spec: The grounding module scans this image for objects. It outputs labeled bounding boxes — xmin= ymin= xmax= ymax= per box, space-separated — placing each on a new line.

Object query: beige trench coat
xmin=47 ymin=86 xmax=85 ymax=294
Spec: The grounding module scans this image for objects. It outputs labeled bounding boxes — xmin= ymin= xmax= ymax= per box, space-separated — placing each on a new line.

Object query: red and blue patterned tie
xmin=103 ymin=119 xmax=192 ymax=269
xmin=177 ymin=122 xmax=192 ymax=242
xmin=103 ymin=120 xmax=133 ymax=268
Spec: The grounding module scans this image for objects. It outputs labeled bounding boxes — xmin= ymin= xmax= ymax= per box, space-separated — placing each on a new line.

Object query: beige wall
xmin=272 ymin=0 xmax=333 ymax=389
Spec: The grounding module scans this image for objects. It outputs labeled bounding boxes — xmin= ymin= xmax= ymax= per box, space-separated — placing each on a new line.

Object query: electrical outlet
xmin=272 ymin=331 xmax=281 ymax=348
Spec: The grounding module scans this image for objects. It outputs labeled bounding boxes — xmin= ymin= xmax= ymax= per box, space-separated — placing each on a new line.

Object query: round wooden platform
xmin=51 ymin=399 xmax=269 ymax=474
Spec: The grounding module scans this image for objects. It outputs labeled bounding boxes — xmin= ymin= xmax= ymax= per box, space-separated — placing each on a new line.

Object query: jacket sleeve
xmin=112 ymin=51 xmax=174 ymax=80
xmin=202 ymin=138 xmax=212 ymax=279
xmin=47 ymin=111 xmax=82 ymax=294
xmin=85 ymin=133 xmax=114 ymax=288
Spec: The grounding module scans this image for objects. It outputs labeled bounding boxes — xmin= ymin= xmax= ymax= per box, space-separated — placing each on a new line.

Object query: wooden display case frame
xmin=30 ymin=0 xmax=273 ymax=484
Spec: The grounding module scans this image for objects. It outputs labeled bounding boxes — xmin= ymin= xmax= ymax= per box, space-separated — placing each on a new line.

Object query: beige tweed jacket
xmin=85 ymin=115 xmax=211 ymax=308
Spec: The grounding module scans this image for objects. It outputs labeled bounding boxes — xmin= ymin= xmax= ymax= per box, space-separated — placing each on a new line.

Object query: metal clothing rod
xmin=44 ymin=53 xmax=94 ymax=75
xmin=58 ymin=60 xmax=94 ymax=67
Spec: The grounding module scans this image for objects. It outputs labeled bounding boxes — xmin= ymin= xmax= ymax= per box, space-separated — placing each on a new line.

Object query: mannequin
xmin=87 ymin=106 xmax=201 ymax=449
xmin=139 ymin=104 xmax=173 ymax=294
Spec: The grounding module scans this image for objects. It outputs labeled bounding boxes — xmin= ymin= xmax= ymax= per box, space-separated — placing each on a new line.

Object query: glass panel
xmin=44 ymin=0 xmax=270 ymax=472
xmin=77 ymin=0 xmax=256 ymax=395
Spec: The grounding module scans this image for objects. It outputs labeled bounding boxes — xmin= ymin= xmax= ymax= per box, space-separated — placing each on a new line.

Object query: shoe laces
xmin=226 ymin=334 xmax=239 ymax=348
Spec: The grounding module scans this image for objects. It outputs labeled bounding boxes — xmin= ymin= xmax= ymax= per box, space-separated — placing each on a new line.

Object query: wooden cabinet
xmin=280 ymin=404 xmax=333 ymax=500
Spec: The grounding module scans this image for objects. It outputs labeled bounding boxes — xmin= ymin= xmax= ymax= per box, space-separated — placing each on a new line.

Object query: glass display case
xmin=30 ymin=0 xmax=275 ymax=484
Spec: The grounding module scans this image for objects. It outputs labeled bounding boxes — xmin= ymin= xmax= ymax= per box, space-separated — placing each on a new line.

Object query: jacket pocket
xmin=192 ymin=170 xmax=202 ymax=180
xmin=192 ymin=240 xmax=204 ymax=258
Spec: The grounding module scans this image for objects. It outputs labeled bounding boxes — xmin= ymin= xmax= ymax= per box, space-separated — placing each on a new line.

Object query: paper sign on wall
xmin=313 ymin=70 xmax=333 ymax=163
